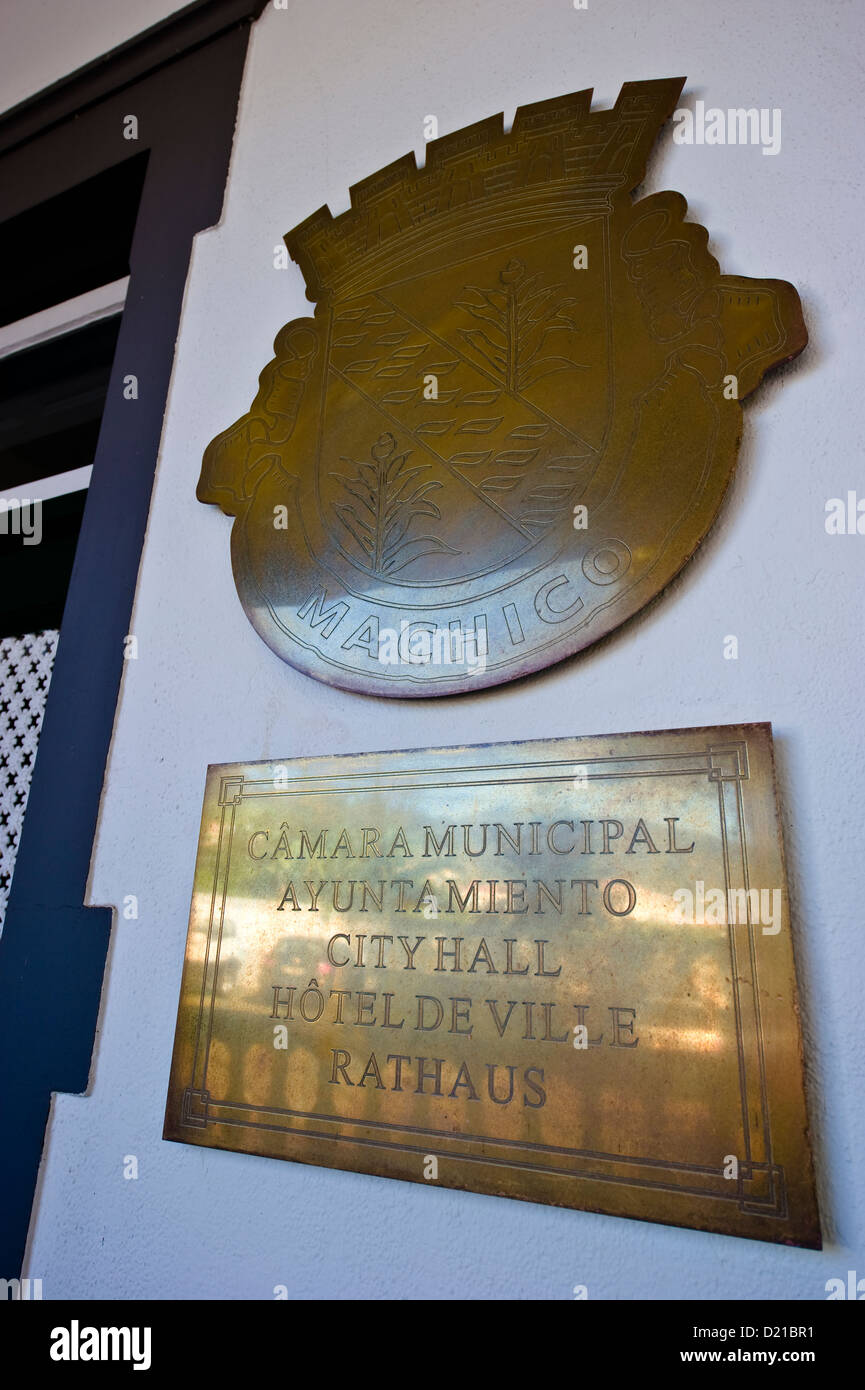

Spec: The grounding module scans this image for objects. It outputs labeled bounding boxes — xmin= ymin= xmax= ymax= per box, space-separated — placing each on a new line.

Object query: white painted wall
xmin=23 ymin=0 xmax=865 ymax=1298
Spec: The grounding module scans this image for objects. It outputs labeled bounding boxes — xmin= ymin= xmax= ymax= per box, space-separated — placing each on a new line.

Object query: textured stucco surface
xmin=21 ymin=0 xmax=865 ymax=1298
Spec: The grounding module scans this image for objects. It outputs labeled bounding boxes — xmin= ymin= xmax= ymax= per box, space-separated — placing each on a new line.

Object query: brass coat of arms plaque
xmin=198 ymin=78 xmax=806 ymax=697
xmin=164 ymin=724 xmax=820 ymax=1246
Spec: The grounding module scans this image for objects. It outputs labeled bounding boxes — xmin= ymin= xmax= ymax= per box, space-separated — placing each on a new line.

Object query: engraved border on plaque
xmin=177 ymin=738 xmax=785 ymax=1221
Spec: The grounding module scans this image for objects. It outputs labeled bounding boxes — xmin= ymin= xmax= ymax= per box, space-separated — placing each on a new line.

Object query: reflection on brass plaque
xmin=198 ymin=77 xmax=806 ymax=698
xmin=164 ymin=724 xmax=819 ymax=1246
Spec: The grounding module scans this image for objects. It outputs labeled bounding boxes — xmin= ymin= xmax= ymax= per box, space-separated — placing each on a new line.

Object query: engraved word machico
xmin=198 ymin=78 xmax=806 ymax=697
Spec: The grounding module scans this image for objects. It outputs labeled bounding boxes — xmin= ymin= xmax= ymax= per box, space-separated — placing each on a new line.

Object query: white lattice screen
xmin=0 ymin=630 xmax=58 ymax=931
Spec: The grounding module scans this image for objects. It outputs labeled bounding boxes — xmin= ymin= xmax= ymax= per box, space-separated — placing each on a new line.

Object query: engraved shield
xmin=198 ymin=79 xmax=806 ymax=696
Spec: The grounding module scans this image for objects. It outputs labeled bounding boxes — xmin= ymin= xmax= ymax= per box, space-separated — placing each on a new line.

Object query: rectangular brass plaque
xmin=164 ymin=723 xmax=820 ymax=1246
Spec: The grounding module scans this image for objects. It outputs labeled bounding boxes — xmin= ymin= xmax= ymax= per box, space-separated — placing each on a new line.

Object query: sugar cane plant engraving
xmin=332 ymin=432 xmax=458 ymax=575
xmin=457 ymin=257 xmax=586 ymax=392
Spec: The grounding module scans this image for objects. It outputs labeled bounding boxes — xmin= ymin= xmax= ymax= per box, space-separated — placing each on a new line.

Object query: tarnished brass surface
xmin=198 ymin=77 xmax=806 ymax=697
xmin=165 ymin=724 xmax=819 ymax=1246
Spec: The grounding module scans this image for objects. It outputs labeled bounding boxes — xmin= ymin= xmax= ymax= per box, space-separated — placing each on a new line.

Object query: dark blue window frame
xmin=0 ymin=0 xmax=268 ymax=1278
